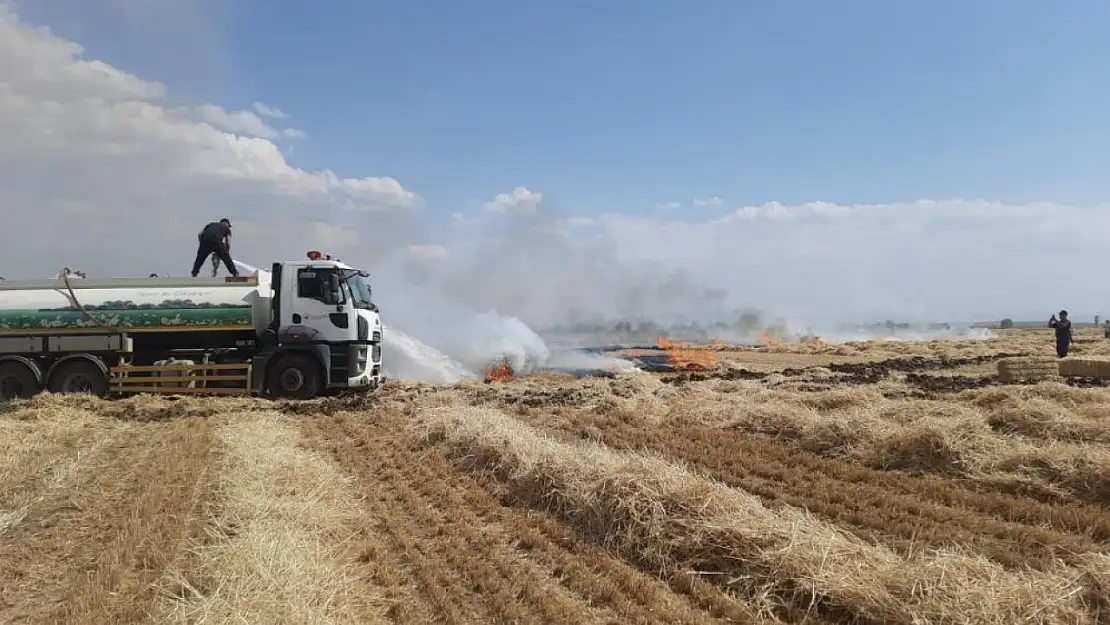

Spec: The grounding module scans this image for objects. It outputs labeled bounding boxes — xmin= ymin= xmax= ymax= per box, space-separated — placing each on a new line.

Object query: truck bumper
xmin=346 ymin=371 xmax=380 ymax=390
xmin=344 ymin=340 xmax=381 ymax=391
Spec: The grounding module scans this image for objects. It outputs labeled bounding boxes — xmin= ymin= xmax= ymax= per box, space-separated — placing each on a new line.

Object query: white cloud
xmin=562 ymin=217 xmax=597 ymax=228
xmin=5 ymin=5 xmax=1109 ymax=328
xmin=407 ymin=244 xmax=449 ymax=260
xmin=589 ymin=198 xmax=1110 ymax=323
xmin=483 ymin=186 xmax=543 ymax=214
xmin=0 ymin=6 xmax=419 ymax=279
xmin=193 ymin=103 xmax=285 ymax=139
xmin=655 ymin=201 xmax=681 ymax=211
xmin=692 ymin=196 xmax=723 ymax=207
xmin=253 ymin=101 xmax=286 ymax=119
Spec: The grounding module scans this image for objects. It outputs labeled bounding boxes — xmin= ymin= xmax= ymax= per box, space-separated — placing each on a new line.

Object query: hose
xmin=59 ymin=267 xmax=119 ymax=334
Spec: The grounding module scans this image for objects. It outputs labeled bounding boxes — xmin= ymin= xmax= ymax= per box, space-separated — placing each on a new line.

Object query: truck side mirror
xmin=324 ymin=274 xmax=344 ymax=307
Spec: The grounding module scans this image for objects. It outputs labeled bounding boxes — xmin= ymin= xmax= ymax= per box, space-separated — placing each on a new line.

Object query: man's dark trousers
xmin=192 ymin=236 xmax=237 ymax=277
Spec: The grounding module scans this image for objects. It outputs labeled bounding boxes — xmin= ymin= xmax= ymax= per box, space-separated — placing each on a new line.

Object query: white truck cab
xmin=259 ymin=251 xmax=383 ymax=397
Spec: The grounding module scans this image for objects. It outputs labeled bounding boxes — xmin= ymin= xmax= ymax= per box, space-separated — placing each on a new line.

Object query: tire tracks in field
xmin=155 ymin=413 xmax=400 ymax=625
xmin=0 ymin=418 xmax=215 ymax=625
xmin=310 ymin=414 xmax=608 ymax=624
xmin=302 ymin=411 xmax=769 ymax=625
xmin=517 ymin=408 xmax=1110 ymax=571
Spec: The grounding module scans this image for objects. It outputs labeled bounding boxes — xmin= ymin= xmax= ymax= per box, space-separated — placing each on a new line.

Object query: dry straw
xmin=1058 ymin=357 xmax=1110 ymax=378
xmin=997 ymin=357 xmax=1060 ymax=383
xmin=409 ymin=405 xmax=1098 ymax=625
xmin=155 ymin=413 xmax=384 ymax=624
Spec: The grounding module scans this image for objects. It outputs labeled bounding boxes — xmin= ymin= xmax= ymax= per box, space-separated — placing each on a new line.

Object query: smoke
xmin=342 ymin=198 xmax=1003 ymax=383
xmin=380 ymin=326 xmax=477 ymax=384
xmin=422 ymin=209 xmax=737 ymax=330
xmin=240 ymin=255 xmax=637 ymax=384
xmin=371 ymin=273 xmax=637 ymax=382
xmin=3 ymin=5 xmax=1005 ymax=387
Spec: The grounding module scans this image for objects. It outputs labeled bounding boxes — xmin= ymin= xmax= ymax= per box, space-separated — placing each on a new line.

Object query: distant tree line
xmin=45 ymin=299 xmax=247 ymax=312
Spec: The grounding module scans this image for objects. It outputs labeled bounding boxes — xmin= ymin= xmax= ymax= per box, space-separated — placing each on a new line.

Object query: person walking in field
xmin=1049 ymin=310 xmax=1073 ymax=358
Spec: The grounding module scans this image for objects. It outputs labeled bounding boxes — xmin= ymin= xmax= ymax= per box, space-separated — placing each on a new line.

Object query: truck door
xmin=282 ymin=266 xmax=354 ymax=343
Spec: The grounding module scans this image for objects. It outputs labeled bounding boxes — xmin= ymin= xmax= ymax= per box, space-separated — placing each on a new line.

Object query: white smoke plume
xmin=0 ymin=5 xmax=1010 ymax=387
xmin=380 ymin=326 xmax=477 ymax=385
xmin=371 ymin=275 xmax=637 ymax=383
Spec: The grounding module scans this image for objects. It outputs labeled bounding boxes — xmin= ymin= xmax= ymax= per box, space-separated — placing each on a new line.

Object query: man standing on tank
xmin=191 ymin=218 xmax=239 ymax=278
xmin=1049 ymin=310 xmax=1073 ymax=358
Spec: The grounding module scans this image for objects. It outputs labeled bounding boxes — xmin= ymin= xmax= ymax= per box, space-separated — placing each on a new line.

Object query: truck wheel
xmin=266 ymin=354 xmax=322 ymax=400
xmin=0 ymin=361 xmax=39 ymax=401
xmin=47 ymin=359 xmax=109 ymax=397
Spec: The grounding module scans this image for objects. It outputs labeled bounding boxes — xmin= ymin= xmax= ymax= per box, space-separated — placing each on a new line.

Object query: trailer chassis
xmin=0 ymin=329 xmax=379 ymax=401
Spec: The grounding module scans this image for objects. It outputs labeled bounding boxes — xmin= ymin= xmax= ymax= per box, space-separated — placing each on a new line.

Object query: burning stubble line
xmin=404 ymin=405 xmax=1101 ymax=625
xmin=154 ymin=412 xmax=391 ymax=625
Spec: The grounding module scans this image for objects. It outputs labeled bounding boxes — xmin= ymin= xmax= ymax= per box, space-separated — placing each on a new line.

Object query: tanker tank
xmin=0 ymin=272 xmax=273 ymax=335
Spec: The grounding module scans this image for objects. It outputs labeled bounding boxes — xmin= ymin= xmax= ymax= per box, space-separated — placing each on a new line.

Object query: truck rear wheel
xmin=0 ymin=361 xmax=39 ymax=401
xmin=266 ymin=353 xmax=322 ymax=400
xmin=47 ymin=359 xmax=109 ymax=397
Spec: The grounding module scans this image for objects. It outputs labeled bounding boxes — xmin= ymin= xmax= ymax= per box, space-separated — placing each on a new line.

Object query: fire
xmin=483 ymin=357 xmax=515 ymax=382
xmin=802 ymin=336 xmax=828 ymax=348
xmin=656 ymin=337 xmax=718 ymax=370
xmin=757 ymin=331 xmax=782 ymax=348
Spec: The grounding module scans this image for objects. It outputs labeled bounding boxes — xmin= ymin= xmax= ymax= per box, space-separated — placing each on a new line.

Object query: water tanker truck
xmin=0 ymin=251 xmax=383 ymax=401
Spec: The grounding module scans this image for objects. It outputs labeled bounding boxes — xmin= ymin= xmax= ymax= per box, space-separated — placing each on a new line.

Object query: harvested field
xmin=2 ymin=328 xmax=1110 ymax=624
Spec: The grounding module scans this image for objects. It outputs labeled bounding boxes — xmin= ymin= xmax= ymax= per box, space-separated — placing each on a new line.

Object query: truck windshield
xmin=341 ymin=270 xmax=375 ymax=310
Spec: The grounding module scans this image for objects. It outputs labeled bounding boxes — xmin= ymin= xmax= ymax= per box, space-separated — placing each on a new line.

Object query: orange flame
xmin=483 ymin=357 xmax=515 ymax=382
xmin=656 ymin=336 xmax=718 ymax=370
xmin=803 ymin=336 xmax=828 ymax=348
xmin=757 ymin=331 xmax=782 ymax=348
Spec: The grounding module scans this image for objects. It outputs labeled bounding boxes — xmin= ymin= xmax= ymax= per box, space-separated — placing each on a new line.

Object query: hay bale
xmin=1058 ymin=357 xmax=1110 ymax=378
xmin=997 ymin=357 xmax=1060 ymax=383
xmin=153 ymin=358 xmax=197 ymax=389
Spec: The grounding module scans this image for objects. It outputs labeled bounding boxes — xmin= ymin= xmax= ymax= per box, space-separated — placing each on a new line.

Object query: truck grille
xmin=357 ymin=345 xmax=369 ymax=373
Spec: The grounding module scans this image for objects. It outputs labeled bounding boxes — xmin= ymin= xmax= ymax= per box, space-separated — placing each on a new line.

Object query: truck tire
xmin=47 ymin=359 xmax=109 ymax=398
xmin=0 ymin=361 xmax=39 ymax=401
xmin=266 ymin=353 xmax=322 ymax=400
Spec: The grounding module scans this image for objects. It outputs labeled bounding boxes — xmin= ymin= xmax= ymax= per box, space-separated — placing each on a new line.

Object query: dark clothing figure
xmin=1049 ymin=312 xmax=1073 ymax=358
xmin=191 ymin=220 xmax=238 ymax=277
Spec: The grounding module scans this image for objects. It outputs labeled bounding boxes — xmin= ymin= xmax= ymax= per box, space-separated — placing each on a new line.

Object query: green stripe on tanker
xmin=0 ymin=302 xmax=253 ymax=332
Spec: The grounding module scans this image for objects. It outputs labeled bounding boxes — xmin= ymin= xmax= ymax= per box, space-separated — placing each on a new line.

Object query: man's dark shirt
xmin=200 ymin=221 xmax=231 ymax=243
xmin=1050 ymin=318 xmax=1072 ymax=342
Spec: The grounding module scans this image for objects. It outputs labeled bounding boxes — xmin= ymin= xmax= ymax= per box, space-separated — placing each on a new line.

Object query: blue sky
xmin=5 ymin=1 xmax=1110 ymax=326
xmin=23 ymin=0 xmax=1110 ymax=214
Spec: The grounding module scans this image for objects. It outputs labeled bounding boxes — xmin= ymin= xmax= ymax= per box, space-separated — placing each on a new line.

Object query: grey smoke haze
xmin=0 ymin=2 xmax=1038 ymax=379
xmin=374 ymin=199 xmax=744 ymax=332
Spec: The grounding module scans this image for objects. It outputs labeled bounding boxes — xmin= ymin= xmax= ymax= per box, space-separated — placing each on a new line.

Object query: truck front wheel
xmin=0 ymin=361 xmax=39 ymax=401
xmin=47 ymin=359 xmax=108 ymax=397
xmin=266 ymin=354 xmax=322 ymax=400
